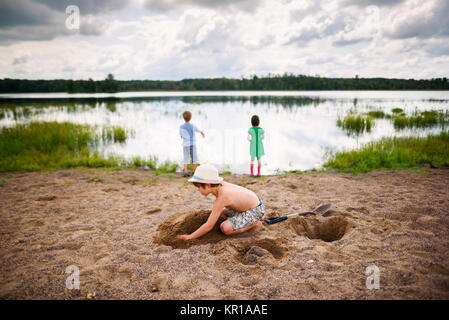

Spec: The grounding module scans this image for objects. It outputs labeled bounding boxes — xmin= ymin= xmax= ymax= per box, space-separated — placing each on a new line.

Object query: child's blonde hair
xmin=183 ymin=110 xmax=192 ymax=122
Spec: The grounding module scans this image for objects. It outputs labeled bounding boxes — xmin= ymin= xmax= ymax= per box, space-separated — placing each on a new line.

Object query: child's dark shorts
xmin=225 ymin=198 xmax=264 ymax=230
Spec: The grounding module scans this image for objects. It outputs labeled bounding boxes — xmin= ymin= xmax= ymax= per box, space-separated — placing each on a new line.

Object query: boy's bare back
xmin=216 ymin=181 xmax=259 ymax=212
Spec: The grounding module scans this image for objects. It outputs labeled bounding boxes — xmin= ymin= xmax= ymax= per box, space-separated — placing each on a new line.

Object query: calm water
xmin=1 ymin=91 xmax=449 ymax=174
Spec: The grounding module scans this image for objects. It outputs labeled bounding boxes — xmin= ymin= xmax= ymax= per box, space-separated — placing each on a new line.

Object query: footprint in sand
xmin=94 ymin=264 xmax=135 ymax=283
xmin=47 ymin=241 xmax=84 ymax=251
xmin=37 ymin=195 xmax=57 ymax=201
xmin=346 ymin=207 xmax=370 ymax=215
xmin=145 ymin=208 xmax=162 ymax=215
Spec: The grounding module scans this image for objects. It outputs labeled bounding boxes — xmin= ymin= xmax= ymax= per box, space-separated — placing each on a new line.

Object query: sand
xmin=0 ymin=167 xmax=448 ymax=299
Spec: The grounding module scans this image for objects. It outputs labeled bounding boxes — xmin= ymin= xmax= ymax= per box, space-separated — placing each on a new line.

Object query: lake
xmin=1 ymin=91 xmax=449 ymax=174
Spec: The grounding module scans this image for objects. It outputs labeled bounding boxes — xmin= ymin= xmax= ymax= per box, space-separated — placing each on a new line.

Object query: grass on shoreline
xmin=0 ymin=121 xmax=178 ymax=173
xmin=393 ymin=110 xmax=449 ymax=129
xmin=323 ymin=131 xmax=449 ymax=174
xmin=337 ymin=108 xmax=449 ymax=136
xmin=101 ymin=125 xmax=129 ymax=143
xmin=337 ymin=112 xmax=373 ymax=135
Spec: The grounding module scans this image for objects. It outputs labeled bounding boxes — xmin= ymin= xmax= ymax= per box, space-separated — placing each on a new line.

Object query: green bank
xmin=0 ymin=121 xmax=178 ymax=172
xmin=323 ymin=131 xmax=449 ymax=174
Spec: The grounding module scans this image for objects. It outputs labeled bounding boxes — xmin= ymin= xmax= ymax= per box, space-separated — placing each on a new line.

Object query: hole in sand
xmin=290 ymin=216 xmax=352 ymax=242
xmin=154 ymin=210 xmax=227 ymax=249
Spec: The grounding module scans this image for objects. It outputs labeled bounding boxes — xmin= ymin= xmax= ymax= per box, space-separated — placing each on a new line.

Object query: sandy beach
xmin=0 ymin=168 xmax=448 ymax=299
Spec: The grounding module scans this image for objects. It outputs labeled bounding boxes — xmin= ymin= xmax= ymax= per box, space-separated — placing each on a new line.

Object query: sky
xmin=0 ymin=0 xmax=448 ymax=81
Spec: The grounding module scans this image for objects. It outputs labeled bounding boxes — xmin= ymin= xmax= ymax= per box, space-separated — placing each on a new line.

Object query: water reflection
xmin=1 ymin=91 xmax=448 ymax=174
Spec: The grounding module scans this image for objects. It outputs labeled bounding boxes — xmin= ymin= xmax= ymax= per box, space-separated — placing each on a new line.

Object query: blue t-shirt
xmin=180 ymin=123 xmax=201 ymax=147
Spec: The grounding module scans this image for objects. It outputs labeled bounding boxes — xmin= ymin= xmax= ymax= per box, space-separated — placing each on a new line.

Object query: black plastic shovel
xmin=264 ymin=204 xmax=332 ymax=225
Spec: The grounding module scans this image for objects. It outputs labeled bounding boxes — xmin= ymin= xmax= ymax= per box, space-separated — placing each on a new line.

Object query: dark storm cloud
xmin=0 ymin=0 xmax=129 ymax=44
xmin=143 ymin=0 xmax=264 ymax=12
xmin=35 ymin=0 xmax=128 ymax=15
xmin=0 ymin=0 xmax=55 ymax=28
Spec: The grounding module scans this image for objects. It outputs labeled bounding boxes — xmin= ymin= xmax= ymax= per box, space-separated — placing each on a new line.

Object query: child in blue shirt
xmin=180 ymin=110 xmax=205 ymax=177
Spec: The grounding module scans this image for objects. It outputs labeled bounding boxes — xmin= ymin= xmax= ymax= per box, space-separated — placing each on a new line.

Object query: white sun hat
xmin=188 ymin=163 xmax=224 ymax=184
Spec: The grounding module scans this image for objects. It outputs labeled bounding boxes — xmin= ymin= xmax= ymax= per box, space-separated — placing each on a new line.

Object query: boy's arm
xmin=194 ymin=125 xmax=205 ymax=138
xmin=176 ymin=198 xmax=224 ymax=240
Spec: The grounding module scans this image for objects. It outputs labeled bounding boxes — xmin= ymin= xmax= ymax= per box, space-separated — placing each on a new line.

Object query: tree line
xmin=1 ymin=73 xmax=448 ymax=93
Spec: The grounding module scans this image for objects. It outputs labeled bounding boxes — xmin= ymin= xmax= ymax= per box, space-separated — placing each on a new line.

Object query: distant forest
xmin=1 ymin=73 xmax=448 ymax=93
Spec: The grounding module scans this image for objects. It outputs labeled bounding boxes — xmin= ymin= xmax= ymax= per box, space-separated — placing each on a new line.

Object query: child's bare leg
xmin=184 ymin=164 xmax=188 ymax=173
xmin=220 ymin=219 xmax=263 ymax=236
xmin=192 ymin=163 xmax=197 ymax=173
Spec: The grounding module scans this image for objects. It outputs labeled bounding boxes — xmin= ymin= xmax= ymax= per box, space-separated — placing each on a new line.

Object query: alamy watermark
xmin=365 ymin=265 xmax=380 ymax=290
xmin=66 ymin=265 xmax=80 ymax=290
xmin=65 ymin=5 xmax=80 ymax=30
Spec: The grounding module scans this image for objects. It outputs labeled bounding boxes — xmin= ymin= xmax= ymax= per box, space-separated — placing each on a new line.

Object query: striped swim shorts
xmin=225 ymin=198 xmax=265 ymax=230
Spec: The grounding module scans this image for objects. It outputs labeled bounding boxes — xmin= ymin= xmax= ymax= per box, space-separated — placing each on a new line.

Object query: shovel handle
xmin=264 ymin=216 xmax=288 ymax=225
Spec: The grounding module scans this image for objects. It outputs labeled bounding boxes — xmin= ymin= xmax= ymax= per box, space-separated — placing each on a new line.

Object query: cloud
xmin=79 ymin=16 xmax=108 ymax=36
xmin=12 ymin=51 xmax=32 ymax=65
xmin=0 ymin=0 xmax=130 ymax=44
xmin=306 ymin=55 xmax=336 ymax=65
xmin=283 ymin=2 xmax=383 ymax=48
xmin=384 ymin=0 xmax=449 ymax=40
xmin=143 ymin=0 xmax=264 ymax=12
xmin=0 ymin=0 xmax=56 ymax=28
xmin=341 ymin=0 xmax=406 ymax=7
xmin=1 ymin=0 xmax=448 ymax=80
xmin=35 ymin=0 xmax=128 ymax=15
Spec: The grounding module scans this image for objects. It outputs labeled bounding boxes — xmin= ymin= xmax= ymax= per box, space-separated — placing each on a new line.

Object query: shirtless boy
xmin=176 ymin=164 xmax=265 ymax=240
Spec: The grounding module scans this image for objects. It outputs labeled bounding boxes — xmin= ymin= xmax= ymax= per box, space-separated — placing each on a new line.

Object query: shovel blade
xmin=314 ymin=204 xmax=332 ymax=214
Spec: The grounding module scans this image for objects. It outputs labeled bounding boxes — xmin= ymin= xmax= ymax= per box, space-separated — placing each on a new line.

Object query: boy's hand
xmin=176 ymin=234 xmax=191 ymax=240
xmin=201 ymin=131 xmax=205 ymax=138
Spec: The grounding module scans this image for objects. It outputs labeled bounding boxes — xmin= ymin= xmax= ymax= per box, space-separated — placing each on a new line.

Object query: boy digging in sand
xmin=176 ymin=164 xmax=265 ymax=240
